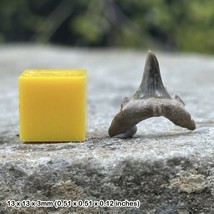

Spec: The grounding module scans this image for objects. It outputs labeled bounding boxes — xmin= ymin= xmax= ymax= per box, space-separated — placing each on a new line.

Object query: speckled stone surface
xmin=0 ymin=45 xmax=214 ymax=213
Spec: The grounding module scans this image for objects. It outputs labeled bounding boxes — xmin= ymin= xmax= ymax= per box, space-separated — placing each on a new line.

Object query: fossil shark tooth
xmin=108 ymin=51 xmax=196 ymax=138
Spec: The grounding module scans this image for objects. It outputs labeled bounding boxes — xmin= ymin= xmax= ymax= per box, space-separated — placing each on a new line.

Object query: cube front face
xmin=19 ymin=70 xmax=86 ymax=142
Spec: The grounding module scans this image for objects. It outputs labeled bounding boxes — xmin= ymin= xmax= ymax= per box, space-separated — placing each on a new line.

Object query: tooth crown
xmin=133 ymin=51 xmax=171 ymax=99
xmin=108 ymin=51 xmax=196 ymax=138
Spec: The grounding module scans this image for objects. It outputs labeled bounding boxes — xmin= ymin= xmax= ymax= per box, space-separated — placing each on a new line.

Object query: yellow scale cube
xmin=19 ymin=70 xmax=86 ymax=142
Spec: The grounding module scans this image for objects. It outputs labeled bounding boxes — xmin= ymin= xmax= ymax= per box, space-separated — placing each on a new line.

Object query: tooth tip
xmin=148 ymin=50 xmax=155 ymax=56
xmin=146 ymin=51 xmax=157 ymax=63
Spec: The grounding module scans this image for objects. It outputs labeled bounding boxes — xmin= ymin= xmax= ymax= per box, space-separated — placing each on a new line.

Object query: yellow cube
xmin=19 ymin=69 xmax=86 ymax=142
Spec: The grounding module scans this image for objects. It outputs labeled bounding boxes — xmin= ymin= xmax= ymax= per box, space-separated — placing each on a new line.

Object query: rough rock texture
xmin=0 ymin=45 xmax=214 ymax=214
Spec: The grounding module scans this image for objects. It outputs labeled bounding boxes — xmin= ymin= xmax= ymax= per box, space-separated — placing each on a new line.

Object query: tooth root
xmin=108 ymin=98 xmax=196 ymax=137
xmin=133 ymin=51 xmax=171 ymax=99
xmin=163 ymin=101 xmax=196 ymax=130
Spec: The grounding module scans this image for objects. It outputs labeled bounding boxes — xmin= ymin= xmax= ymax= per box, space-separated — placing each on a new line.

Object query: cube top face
xmin=19 ymin=69 xmax=87 ymax=142
xmin=21 ymin=69 xmax=86 ymax=78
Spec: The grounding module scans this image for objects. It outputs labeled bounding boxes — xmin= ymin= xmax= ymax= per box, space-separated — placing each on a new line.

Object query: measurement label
xmin=6 ymin=199 xmax=140 ymax=208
